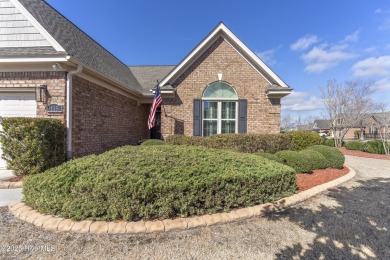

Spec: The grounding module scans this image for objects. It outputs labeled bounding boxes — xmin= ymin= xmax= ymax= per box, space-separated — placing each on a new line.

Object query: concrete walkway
xmin=0 ymin=155 xmax=389 ymax=259
xmin=0 ymin=170 xmax=22 ymax=206
xmin=0 ymin=169 xmax=14 ymax=180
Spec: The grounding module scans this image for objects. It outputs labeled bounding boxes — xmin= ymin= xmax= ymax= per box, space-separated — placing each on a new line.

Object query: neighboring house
xmin=0 ymin=0 xmax=292 ymax=168
xmin=312 ymin=119 xmax=331 ymax=134
xmin=364 ymin=112 xmax=390 ymax=139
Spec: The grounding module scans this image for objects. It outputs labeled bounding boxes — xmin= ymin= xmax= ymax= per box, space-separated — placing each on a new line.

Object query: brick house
xmin=0 ymin=0 xmax=292 ymax=168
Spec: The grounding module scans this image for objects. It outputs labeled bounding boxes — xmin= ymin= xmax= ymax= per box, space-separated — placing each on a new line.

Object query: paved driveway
xmin=0 ymin=155 xmax=389 ymax=259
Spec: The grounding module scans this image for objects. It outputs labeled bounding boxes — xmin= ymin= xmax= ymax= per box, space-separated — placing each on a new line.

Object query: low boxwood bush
xmin=274 ymin=150 xmax=314 ymax=173
xmin=307 ymin=145 xmax=344 ymax=169
xmin=0 ymin=117 xmax=65 ymax=176
xmin=323 ymin=138 xmax=335 ymax=147
xmin=24 ymin=145 xmax=297 ymax=221
xmin=299 ymin=149 xmax=328 ymax=170
xmin=363 ymin=140 xmax=385 ymax=154
xmin=289 ymin=131 xmax=323 ymax=151
xmin=165 ymin=134 xmax=293 ymax=153
xmin=254 ymin=152 xmax=282 ymax=163
xmin=344 ymin=141 xmax=365 ymax=151
xmin=140 ymin=139 xmax=165 ymax=146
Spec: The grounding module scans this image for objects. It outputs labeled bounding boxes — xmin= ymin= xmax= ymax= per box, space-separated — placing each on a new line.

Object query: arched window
xmin=202 ymin=82 xmax=238 ymax=136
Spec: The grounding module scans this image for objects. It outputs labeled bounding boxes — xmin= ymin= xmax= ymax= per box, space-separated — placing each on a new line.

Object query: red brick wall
xmin=160 ymin=37 xmax=281 ymax=138
xmin=72 ymin=76 xmax=149 ymax=157
xmin=0 ymin=71 xmax=67 ymax=122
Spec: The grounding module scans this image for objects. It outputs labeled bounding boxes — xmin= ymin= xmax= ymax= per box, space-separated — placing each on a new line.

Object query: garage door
xmin=0 ymin=92 xmax=36 ymax=169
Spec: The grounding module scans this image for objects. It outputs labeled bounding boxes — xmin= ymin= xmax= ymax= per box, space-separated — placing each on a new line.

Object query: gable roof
xmin=313 ymin=119 xmax=331 ymax=130
xmin=11 ymin=0 xmax=142 ymax=93
xmin=159 ymin=22 xmax=291 ymax=91
xmin=372 ymin=112 xmax=390 ymax=125
xmin=129 ymin=65 xmax=176 ymax=94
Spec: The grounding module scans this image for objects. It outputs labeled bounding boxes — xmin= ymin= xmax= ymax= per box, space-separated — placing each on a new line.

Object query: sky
xmin=46 ymin=0 xmax=390 ymax=121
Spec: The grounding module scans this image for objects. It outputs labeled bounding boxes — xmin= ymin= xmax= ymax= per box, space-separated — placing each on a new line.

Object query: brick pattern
xmin=160 ymin=37 xmax=281 ymax=138
xmin=72 ymin=76 xmax=149 ymax=157
xmin=0 ymin=72 xmax=149 ymax=159
xmin=0 ymin=71 xmax=67 ymax=122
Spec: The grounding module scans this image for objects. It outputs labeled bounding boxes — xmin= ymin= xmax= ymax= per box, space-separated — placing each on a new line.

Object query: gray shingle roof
xmin=0 ymin=46 xmax=60 ymax=55
xmin=18 ymin=0 xmax=142 ymax=93
xmin=267 ymin=84 xmax=293 ymax=91
xmin=313 ymin=119 xmax=331 ymax=130
xmin=129 ymin=65 xmax=176 ymax=94
xmin=372 ymin=112 xmax=390 ymax=125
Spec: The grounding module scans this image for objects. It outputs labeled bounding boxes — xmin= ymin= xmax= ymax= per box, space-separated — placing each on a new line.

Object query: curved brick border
xmin=0 ymin=178 xmax=22 ymax=189
xmin=8 ymin=165 xmax=356 ymax=234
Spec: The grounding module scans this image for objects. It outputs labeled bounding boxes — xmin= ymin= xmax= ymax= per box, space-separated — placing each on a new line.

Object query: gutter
xmin=66 ymin=64 xmax=83 ymax=160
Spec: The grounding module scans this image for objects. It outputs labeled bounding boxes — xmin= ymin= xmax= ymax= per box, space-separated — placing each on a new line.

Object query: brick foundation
xmin=0 ymin=72 xmax=149 ymax=158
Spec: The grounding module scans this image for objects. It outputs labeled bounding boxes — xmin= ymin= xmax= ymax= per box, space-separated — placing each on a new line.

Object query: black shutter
xmin=193 ymin=99 xmax=202 ymax=136
xmin=238 ymin=99 xmax=247 ymax=133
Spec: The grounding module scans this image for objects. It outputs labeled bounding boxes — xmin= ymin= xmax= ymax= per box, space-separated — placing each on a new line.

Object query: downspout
xmin=66 ymin=65 xmax=83 ymax=160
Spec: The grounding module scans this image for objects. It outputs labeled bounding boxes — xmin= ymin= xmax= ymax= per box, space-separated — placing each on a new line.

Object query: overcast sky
xmin=46 ymin=0 xmax=390 ymax=119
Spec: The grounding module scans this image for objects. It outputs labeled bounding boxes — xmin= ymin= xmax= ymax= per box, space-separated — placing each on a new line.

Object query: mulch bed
xmin=339 ymin=147 xmax=390 ymax=160
xmin=296 ymin=167 xmax=350 ymax=192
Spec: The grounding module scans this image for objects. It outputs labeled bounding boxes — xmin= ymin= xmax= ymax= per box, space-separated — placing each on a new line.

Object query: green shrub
xmin=140 ymin=139 xmax=165 ymax=146
xmin=323 ymin=138 xmax=336 ymax=147
xmin=0 ymin=117 xmax=65 ymax=176
xmin=165 ymin=134 xmax=293 ymax=153
xmin=23 ymin=145 xmax=297 ymax=221
xmin=345 ymin=141 xmax=365 ymax=151
xmin=306 ymin=145 xmax=344 ymax=169
xmin=299 ymin=149 xmax=328 ymax=170
xmin=274 ymin=150 xmax=314 ymax=173
xmin=289 ymin=131 xmax=323 ymax=151
xmin=363 ymin=140 xmax=385 ymax=154
xmin=254 ymin=152 xmax=283 ymax=163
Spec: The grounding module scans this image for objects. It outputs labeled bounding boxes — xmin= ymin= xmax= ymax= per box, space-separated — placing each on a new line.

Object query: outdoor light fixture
xmin=218 ymin=72 xmax=223 ymax=81
xmin=36 ymin=85 xmax=48 ymax=103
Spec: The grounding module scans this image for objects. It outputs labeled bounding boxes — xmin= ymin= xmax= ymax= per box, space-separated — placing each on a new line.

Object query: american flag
xmin=148 ymin=83 xmax=163 ymax=129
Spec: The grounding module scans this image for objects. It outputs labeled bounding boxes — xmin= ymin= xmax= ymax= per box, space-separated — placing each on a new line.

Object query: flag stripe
xmin=148 ymin=84 xmax=163 ymax=129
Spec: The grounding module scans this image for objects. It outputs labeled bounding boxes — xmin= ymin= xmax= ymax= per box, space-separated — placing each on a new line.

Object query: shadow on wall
xmin=261 ymin=178 xmax=390 ymax=259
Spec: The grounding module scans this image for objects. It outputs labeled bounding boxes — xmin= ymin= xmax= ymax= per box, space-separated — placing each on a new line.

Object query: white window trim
xmin=202 ymin=100 xmax=238 ymax=136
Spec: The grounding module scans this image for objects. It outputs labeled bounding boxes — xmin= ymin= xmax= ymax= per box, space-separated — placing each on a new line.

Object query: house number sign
xmin=47 ymin=104 xmax=63 ymax=113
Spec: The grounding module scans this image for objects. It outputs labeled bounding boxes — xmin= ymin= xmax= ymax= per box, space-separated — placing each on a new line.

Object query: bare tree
xmin=281 ymin=112 xmax=293 ymax=131
xmin=377 ymin=105 xmax=390 ymax=155
xmin=320 ymin=80 xmax=376 ymax=147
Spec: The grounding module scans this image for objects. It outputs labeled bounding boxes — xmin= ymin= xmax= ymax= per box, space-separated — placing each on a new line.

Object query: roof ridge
xmin=40 ymin=0 xmax=129 ymax=69
xmin=128 ymin=65 xmax=176 ymax=67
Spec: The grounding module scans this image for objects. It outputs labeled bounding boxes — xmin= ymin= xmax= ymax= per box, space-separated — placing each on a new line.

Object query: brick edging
xmin=0 ymin=179 xmax=22 ymax=189
xmin=8 ymin=165 xmax=356 ymax=234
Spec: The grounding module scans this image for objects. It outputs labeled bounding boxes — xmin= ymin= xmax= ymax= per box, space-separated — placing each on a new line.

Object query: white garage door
xmin=0 ymin=92 xmax=36 ymax=169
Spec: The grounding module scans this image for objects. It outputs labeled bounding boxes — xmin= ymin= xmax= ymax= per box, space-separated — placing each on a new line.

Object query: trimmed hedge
xmin=165 ymin=134 xmax=293 ymax=154
xmin=255 ymin=152 xmax=282 ymax=163
xmin=289 ymin=131 xmax=323 ymax=151
xmin=274 ymin=150 xmax=317 ymax=173
xmin=364 ymin=140 xmax=386 ymax=154
xmin=299 ymin=149 xmax=328 ymax=170
xmin=259 ymin=145 xmax=345 ymax=173
xmin=344 ymin=141 xmax=365 ymax=151
xmin=307 ymin=145 xmax=344 ymax=169
xmin=344 ymin=140 xmax=388 ymax=154
xmin=323 ymin=138 xmax=336 ymax=147
xmin=140 ymin=139 xmax=165 ymax=146
xmin=23 ymin=145 xmax=297 ymax=221
xmin=0 ymin=117 xmax=65 ymax=176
